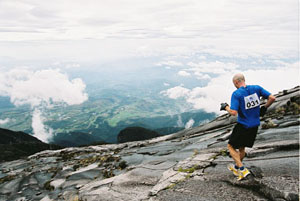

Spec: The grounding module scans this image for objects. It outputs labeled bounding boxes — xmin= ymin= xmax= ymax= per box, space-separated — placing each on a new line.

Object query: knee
xmin=228 ymin=143 xmax=234 ymax=149
xmin=227 ymin=144 xmax=235 ymax=151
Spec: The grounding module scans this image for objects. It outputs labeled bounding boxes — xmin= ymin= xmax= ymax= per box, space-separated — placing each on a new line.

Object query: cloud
xmin=0 ymin=0 xmax=297 ymax=61
xmin=156 ymin=60 xmax=183 ymax=67
xmin=178 ymin=70 xmax=191 ymax=77
xmin=52 ymin=62 xmax=81 ymax=69
xmin=0 ymin=68 xmax=88 ymax=142
xmin=185 ymin=119 xmax=195 ymax=129
xmin=162 ymin=62 xmax=299 ymax=114
xmin=199 ymin=55 xmax=206 ymax=60
xmin=31 ymin=108 xmax=53 ymax=142
xmin=0 ymin=118 xmax=10 ymax=125
xmin=176 ymin=115 xmax=184 ymax=127
xmin=160 ymin=85 xmax=190 ymax=99
xmin=0 ymin=68 xmax=88 ymax=107
xmin=194 ymin=72 xmax=211 ymax=80
xmin=242 ymin=62 xmax=299 ymax=94
xmin=187 ymin=61 xmax=239 ymax=75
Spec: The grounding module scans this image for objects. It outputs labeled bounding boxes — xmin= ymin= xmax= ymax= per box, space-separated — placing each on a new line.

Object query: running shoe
xmin=237 ymin=167 xmax=250 ymax=181
xmin=227 ymin=163 xmax=239 ymax=176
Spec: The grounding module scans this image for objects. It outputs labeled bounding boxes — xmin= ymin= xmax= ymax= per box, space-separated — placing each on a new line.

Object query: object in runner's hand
xmin=260 ymin=106 xmax=267 ymax=117
xmin=220 ymin=103 xmax=229 ymax=111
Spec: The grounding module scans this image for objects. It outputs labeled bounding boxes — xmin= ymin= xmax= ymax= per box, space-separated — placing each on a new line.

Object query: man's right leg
xmin=227 ymin=144 xmax=243 ymax=168
xmin=228 ymin=144 xmax=250 ymax=180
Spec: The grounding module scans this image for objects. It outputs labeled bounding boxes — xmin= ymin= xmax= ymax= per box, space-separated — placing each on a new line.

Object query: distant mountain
xmin=84 ymin=110 xmax=216 ymax=143
xmin=117 ymin=127 xmax=160 ymax=143
xmin=51 ymin=132 xmax=106 ymax=147
xmin=0 ymin=128 xmax=61 ymax=162
xmin=0 ymin=128 xmax=42 ymax=144
xmin=154 ymin=127 xmax=184 ymax=135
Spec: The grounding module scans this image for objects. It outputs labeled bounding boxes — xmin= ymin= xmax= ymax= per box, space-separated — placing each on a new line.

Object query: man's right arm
xmin=225 ymin=106 xmax=238 ymax=116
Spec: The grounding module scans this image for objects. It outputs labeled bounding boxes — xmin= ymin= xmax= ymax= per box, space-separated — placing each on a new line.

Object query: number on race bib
xmin=244 ymin=93 xmax=260 ymax=110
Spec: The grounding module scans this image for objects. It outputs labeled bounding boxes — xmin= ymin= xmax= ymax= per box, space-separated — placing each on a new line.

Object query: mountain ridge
xmin=0 ymin=128 xmax=61 ymax=162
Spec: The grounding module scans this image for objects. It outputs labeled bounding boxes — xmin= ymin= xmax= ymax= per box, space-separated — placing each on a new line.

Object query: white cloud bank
xmin=0 ymin=118 xmax=10 ymax=125
xmin=161 ymin=85 xmax=191 ymax=99
xmin=162 ymin=62 xmax=299 ymax=114
xmin=178 ymin=71 xmax=191 ymax=77
xmin=187 ymin=61 xmax=239 ymax=75
xmin=0 ymin=68 xmax=88 ymax=142
xmin=185 ymin=119 xmax=195 ymax=129
xmin=32 ymin=109 xmax=53 ymax=142
xmin=0 ymin=68 xmax=88 ymax=107
xmin=156 ymin=61 xmax=183 ymax=67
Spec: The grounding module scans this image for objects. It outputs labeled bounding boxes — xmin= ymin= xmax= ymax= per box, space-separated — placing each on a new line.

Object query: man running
xmin=220 ymin=73 xmax=275 ymax=180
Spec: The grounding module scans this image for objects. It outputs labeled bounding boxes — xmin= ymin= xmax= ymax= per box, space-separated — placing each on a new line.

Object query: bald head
xmin=233 ymin=73 xmax=245 ymax=82
xmin=232 ymin=73 xmax=246 ymax=88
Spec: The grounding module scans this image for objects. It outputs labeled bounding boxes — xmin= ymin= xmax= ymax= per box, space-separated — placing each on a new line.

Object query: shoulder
xmin=248 ymin=85 xmax=263 ymax=92
xmin=232 ymin=88 xmax=242 ymax=98
xmin=247 ymin=85 xmax=261 ymax=89
xmin=232 ymin=89 xmax=239 ymax=95
xmin=248 ymin=85 xmax=271 ymax=97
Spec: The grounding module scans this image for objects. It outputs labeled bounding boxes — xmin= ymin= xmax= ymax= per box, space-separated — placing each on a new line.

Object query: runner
xmin=220 ymin=73 xmax=275 ymax=180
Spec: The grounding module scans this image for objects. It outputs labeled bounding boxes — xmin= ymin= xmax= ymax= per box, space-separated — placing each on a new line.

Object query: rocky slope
xmin=0 ymin=86 xmax=299 ymax=201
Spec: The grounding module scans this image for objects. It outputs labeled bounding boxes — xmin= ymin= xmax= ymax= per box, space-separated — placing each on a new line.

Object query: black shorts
xmin=228 ymin=123 xmax=258 ymax=149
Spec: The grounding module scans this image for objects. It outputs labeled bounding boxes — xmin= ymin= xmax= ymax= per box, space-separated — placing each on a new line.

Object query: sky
xmin=0 ymin=0 xmax=298 ymax=62
xmin=0 ymin=0 xmax=299 ymax=141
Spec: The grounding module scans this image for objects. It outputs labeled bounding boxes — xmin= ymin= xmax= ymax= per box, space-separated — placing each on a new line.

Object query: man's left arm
xmin=259 ymin=86 xmax=276 ymax=116
xmin=264 ymin=94 xmax=276 ymax=108
xmin=259 ymin=86 xmax=275 ymax=108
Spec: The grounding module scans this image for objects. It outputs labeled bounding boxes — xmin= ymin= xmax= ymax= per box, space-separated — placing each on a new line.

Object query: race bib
xmin=244 ymin=93 xmax=260 ymax=110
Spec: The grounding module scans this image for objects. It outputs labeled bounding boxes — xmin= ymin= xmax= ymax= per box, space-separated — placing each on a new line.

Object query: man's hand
xmin=220 ymin=103 xmax=229 ymax=111
xmin=260 ymin=106 xmax=267 ymax=117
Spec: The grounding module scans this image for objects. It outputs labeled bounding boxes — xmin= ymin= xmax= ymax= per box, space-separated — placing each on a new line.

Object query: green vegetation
xmin=0 ymin=175 xmax=17 ymax=184
xmin=166 ymin=173 xmax=193 ymax=189
xmin=43 ymin=180 xmax=55 ymax=191
xmin=193 ymin=149 xmax=199 ymax=157
xmin=219 ymin=149 xmax=228 ymax=157
xmin=167 ymin=183 xmax=177 ymax=189
xmin=0 ymin=86 xmax=216 ymax=144
xmin=178 ymin=166 xmax=197 ymax=173
xmin=118 ymin=161 xmax=127 ymax=170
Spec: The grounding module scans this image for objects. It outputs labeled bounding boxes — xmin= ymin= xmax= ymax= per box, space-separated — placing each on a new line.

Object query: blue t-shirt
xmin=230 ymin=85 xmax=271 ymax=128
